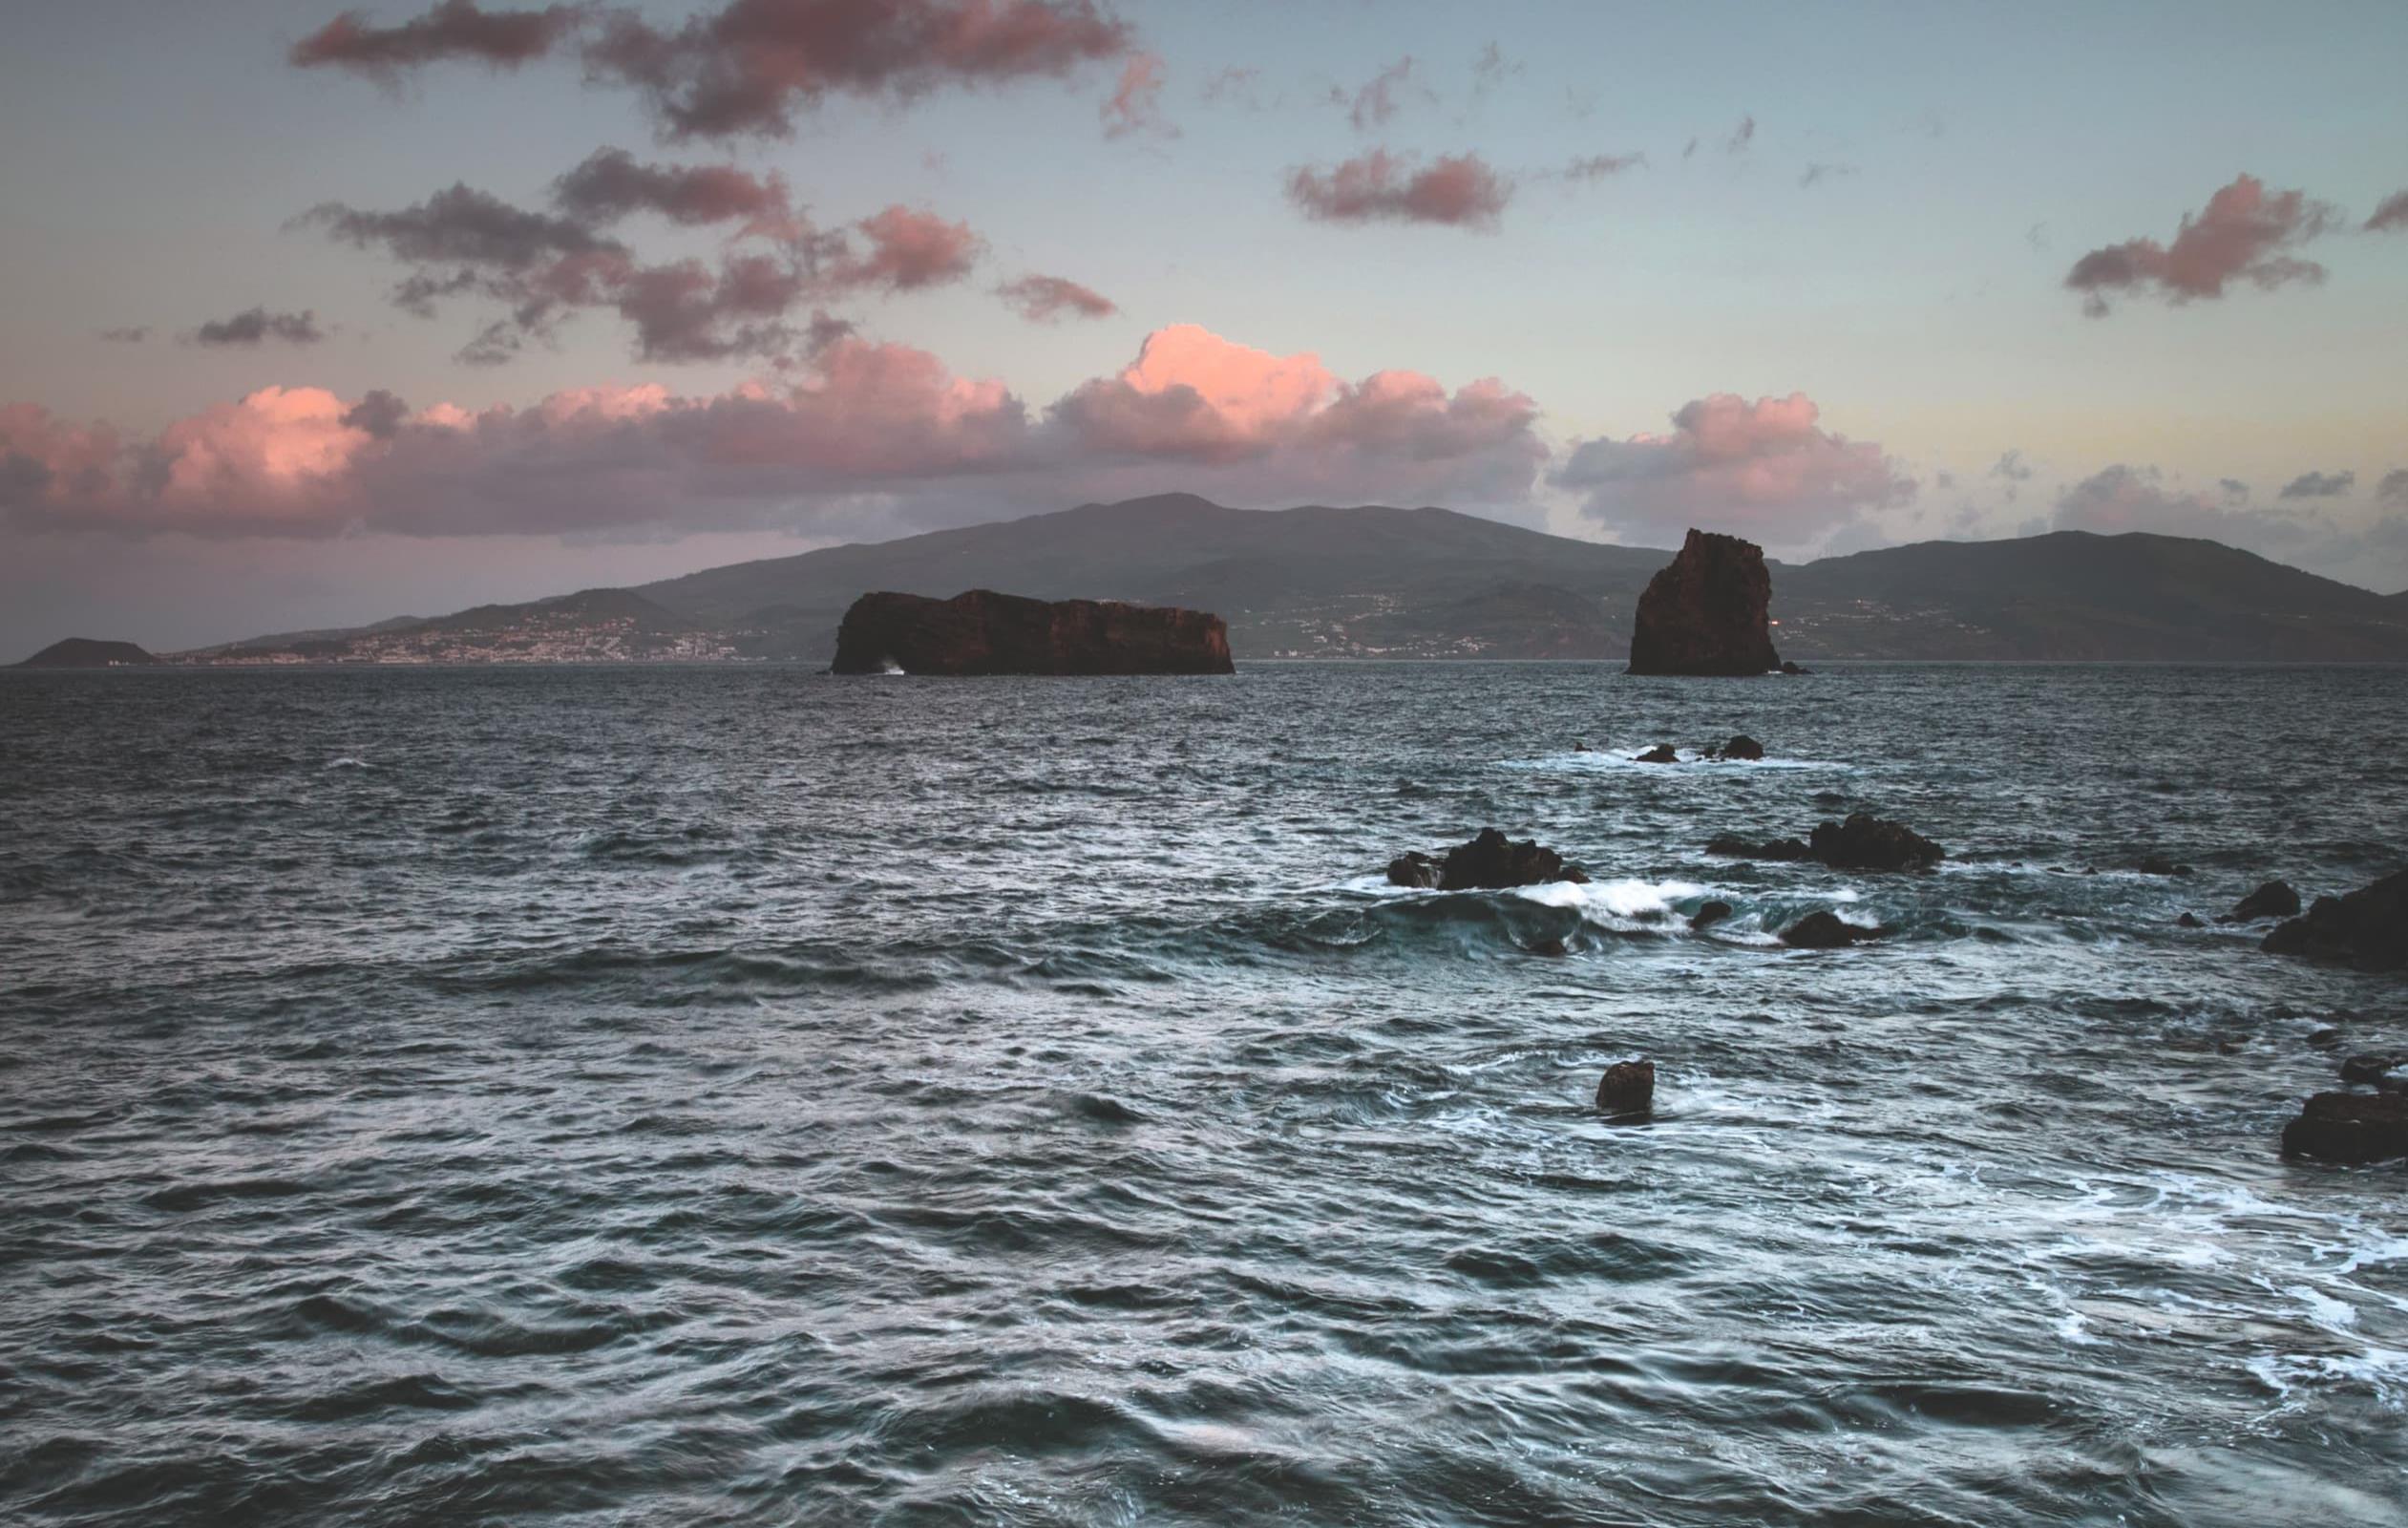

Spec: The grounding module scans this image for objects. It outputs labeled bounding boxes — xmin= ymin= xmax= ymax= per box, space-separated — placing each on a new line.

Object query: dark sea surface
xmin=3 ymin=662 xmax=2405 ymax=1527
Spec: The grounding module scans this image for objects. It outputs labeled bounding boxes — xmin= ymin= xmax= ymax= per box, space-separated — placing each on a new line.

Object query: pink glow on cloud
xmin=2063 ymin=174 xmax=2339 ymax=316
xmin=834 ymin=206 xmax=984 ymax=290
xmin=3 ymin=328 xmax=1546 ymax=540
xmin=1287 ymin=150 xmax=1512 ymax=229
xmin=1556 ymin=392 xmax=1913 ymax=548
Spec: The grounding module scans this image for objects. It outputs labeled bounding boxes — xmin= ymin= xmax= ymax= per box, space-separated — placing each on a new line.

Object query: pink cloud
xmin=5 ymin=327 xmax=1545 ymax=538
xmin=585 ymin=0 xmax=1134 ymax=139
xmin=996 ymin=273 xmax=1116 ymax=322
xmin=552 ymin=148 xmax=803 ymax=241
xmin=1286 ymin=150 xmax=1512 ymax=229
xmin=1100 ymin=51 xmax=1172 ymax=138
xmin=2063 ymin=174 xmax=2340 ymax=316
xmin=290 ymin=1 xmax=583 ymax=78
xmin=2367 ymin=190 xmax=2408 ymax=233
xmin=827 ymin=206 xmax=984 ymax=290
xmin=1555 ymin=392 xmax=1914 ymax=548
xmin=1335 ymin=56 xmax=1427 ymax=131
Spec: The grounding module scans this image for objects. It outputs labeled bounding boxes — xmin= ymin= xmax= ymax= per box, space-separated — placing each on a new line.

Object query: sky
xmin=4 ymin=0 xmax=2406 ymax=655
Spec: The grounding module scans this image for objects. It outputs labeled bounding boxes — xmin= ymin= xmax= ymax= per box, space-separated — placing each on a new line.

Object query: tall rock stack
xmin=1626 ymin=529 xmax=1783 ymax=676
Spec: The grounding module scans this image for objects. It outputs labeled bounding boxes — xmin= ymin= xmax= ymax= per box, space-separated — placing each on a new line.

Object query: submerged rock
xmin=1715 ymin=734 xmax=1765 ymax=761
xmin=2338 ymin=1053 xmax=2402 ymax=1085
xmin=1809 ymin=814 xmax=1945 ymax=872
xmin=1690 ymin=900 xmax=1734 ymax=932
xmin=2222 ymin=880 xmax=2301 ymax=923
xmin=1387 ymin=828 xmax=1588 ymax=891
xmin=1625 ymin=528 xmax=1783 ymax=677
xmin=829 ymin=589 xmax=1234 ymax=676
xmin=2177 ymin=912 xmax=2205 ymax=928
xmin=1706 ymin=834 xmax=1812 ymax=861
xmin=2281 ymin=1091 xmax=2408 ymax=1163
xmin=1781 ymin=911 xmax=1890 ymax=949
xmin=1595 ymin=1060 xmax=1655 ymax=1114
xmin=2136 ymin=854 xmax=2193 ymax=877
xmin=2262 ymin=869 xmax=2408 ymax=970
xmin=1634 ymin=744 xmax=1679 ymax=764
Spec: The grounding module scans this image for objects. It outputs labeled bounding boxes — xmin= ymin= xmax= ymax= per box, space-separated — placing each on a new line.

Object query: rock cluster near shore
xmin=2261 ymin=868 xmax=2407 ymax=970
xmin=1387 ymin=828 xmax=1588 ymax=891
xmin=1708 ymin=813 xmax=1945 ymax=872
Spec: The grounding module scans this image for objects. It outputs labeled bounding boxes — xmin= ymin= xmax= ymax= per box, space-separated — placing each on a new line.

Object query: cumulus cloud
xmin=583 ymin=0 xmax=1132 ymax=140
xmin=2366 ymin=191 xmax=2408 ymax=233
xmin=1555 ymin=392 xmax=1914 ymax=549
xmin=1100 ymin=51 xmax=1172 ymax=138
xmin=2278 ymin=469 xmax=2355 ymax=499
xmin=2 ymin=325 xmax=1545 ymax=539
xmin=303 ymin=175 xmax=982 ymax=362
xmin=289 ymin=1 xmax=585 ymax=78
xmin=190 ymin=308 xmax=330 ymax=347
xmin=2063 ymin=174 xmax=2339 ymax=316
xmin=996 ymin=274 xmax=1115 ymax=322
xmin=551 ymin=147 xmax=801 ymax=240
xmin=1287 ymin=150 xmax=1511 ymax=229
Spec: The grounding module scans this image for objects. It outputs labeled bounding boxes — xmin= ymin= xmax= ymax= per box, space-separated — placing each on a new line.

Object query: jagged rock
xmin=1716 ymin=735 xmax=1765 ymax=761
xmin=829 ymin=589 xmax=1233 ymax=676
xmin=1388 ymin=828 xmax=1588 ymax=892
xmin=1707 ymin=834 xmax=1813 ymax=861
xmin=1809 ymin=814 xmax=1945 ymax=872
xmin=2136 ymin=854 xmax=2193 ymax=877
xmin=2221 ymin=880 xmax=2301 ymax=923
xmin=1690 ymin=900 xmax=1734 ymax=932
xmin=2262 ymin=870 xmax=2408 ymax=970
xmin=2339 ymin=1053 xmax=2402 ymax=1085
xmin=1781 ymin=911 xmax=1890 ymax=948
xmin=2281 ymin=1091 xmax=2408 ymax=1163
xmin=1595 ymin=1060 xmax=1655 ymax=1114
xmin=1625 ymin=529 xmax=1783 ymax=677
xmin=1779 ymin=661 xmax=1811 ymax=675
xmin=2177 ymin=912 xmax=2205 ymax=928
xmin=1634 ymin=744 xmax=1679 ymax=764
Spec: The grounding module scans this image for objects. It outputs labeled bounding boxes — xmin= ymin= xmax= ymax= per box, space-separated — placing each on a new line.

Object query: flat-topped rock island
xmin=829 ymin=589 xmax=1235 ymax=676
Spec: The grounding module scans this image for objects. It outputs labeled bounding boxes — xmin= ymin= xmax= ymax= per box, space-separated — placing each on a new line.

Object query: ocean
xmin=3 ymin=662 xmax=2404 ymax=1525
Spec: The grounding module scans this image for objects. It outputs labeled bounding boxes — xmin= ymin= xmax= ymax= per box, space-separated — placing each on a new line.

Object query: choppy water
xmin=4 ymin=663 xmax=2406 ymax=1526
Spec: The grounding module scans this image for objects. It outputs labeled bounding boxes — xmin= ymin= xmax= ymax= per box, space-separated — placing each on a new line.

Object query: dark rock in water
xmin=1690 ymin=900 xmax=1734 ymax=932
xmin=2308 ymin=1027 xmax=2344 ymax=1050
xmin=1625 ymin=529 xmax=1783 ymax=677
xmin=2262 ymin=869 xmax=2408 ymax=970
xmin=2136 ymin=854 xmax=2193 ymax=877
xmin=830 ymin=589 xmax=1233 ymax=676
xmin=1707 ymin=834 xmax=1812 ymax=861
xmin=2221 ymin=880 xmax=2300 ymax=923
xmin=2177 ymin=912 xmax=2205 ymax=928
xmin=1779 ymin=661 xmax=1811 ymax=675
xmin=1634 ymin=744 xmax=1679 ymax=764
xmin=1717 ymin=735 xmax=1765 ymax=761
xmin=2339 ymin=1053 xmax=2402 ymax=1085
xmin=1390 ymin=828 xmax=1588 ymax=891
xmin=1781 ymin=911 xmax=1889 ymax=948
xmin=1526 ymin=937 xmax=1570 ymax=958
xmin=12 ymin=637 xmax=158 ymax=668
xmin=1595 ymin=1060 xmax=1655 ymax=1114
xmin=1809 ymin=813 xmax=1944 ymax=872
xmin=2281 ymin=1091 xmax=2408 ymax=1163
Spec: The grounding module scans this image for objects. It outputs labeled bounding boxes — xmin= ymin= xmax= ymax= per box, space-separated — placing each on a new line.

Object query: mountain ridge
xmin=88 ymin=495 xmax=2408 ymax=665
